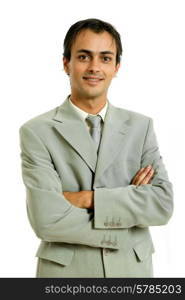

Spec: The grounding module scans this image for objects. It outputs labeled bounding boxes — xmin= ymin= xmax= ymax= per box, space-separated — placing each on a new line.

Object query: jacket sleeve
xmin=19 ymin=124 xmax=128 ymax=249
xmin=94 ymin=118 xmax=174 ymax=229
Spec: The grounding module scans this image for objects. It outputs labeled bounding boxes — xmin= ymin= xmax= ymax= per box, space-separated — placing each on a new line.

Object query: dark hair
xmin=63 ymin=18 xmax=122 ymax=65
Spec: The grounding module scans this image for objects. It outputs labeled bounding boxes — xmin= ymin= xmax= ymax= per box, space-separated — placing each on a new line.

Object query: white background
xmin=0 ymin=0 xmax=184 ymax=277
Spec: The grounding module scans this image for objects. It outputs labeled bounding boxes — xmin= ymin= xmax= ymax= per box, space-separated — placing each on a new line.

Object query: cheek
xmin=70 ymin=67 xmax=84 ymax=87
xmin=105 ymin=73 xmax=115 ymax=84
xmin=72 ymin=68 xmax=85 ymax=81
xmin=104 ymin=66 xmax=117 ymax=79
xmin=70 ymin=61 xmax=85 ymax=74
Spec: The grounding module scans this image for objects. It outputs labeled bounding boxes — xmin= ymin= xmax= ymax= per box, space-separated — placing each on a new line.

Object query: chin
xmin=82 ymin=89 xmax=105 ymax=99
xmin=85 ymin=94 xmax=103 ymax=100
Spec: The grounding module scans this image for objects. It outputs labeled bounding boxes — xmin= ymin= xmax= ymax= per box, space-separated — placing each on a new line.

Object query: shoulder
xmin=19 ymin=106 xmax=58 ymax=133
xmin=108 ymin=103 xmax=155 ymax=138
xmin=117 ymin=106 xmax=151 ymax=121
xmin=110 ymin=102 xmax=152 ymax=126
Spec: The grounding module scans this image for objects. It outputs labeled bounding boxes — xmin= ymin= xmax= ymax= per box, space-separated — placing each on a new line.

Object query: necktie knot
xmin=86 ymin=114 xmax=102 ymax=128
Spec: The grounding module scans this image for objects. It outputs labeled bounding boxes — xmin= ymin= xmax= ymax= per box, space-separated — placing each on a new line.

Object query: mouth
xmin=82 ymin=76 xmax=104 ymax=85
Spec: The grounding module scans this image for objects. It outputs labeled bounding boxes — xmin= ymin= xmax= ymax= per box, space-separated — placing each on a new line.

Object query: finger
xmin=148 ymin=172 xmax=155 ymax=184
xmin=132 ymin=165 xmax=152 ymax=184
xmin=139 ymin=169 xmax=154 ymax=185
xmin=135 ymin=170 xmax=154 ymax=186
xmin=132 ymin=167 xmax=148 ymax=185
xmin=134 ymin=166 xmax=153 ymax=185
xmin=131 ymin=167 xmax=145 ymax=184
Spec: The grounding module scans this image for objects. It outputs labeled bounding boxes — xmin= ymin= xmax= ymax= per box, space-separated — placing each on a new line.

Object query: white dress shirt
xmin=68 ymin=96 xmax=108 ymax=133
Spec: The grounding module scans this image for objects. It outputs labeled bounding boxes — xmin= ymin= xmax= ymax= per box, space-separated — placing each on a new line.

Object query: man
xmin=19 ymin=18 xmax=173 ymax=278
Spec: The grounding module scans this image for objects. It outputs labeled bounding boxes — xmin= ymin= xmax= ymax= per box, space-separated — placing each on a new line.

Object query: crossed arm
xmin=20 ymin=117 xmax=173 ymax=247
xmin=63 ymin=165 xmax=154 ymax=209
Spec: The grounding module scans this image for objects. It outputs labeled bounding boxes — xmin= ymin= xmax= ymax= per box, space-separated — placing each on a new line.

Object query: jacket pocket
xmin=35 ymin=241 xmax=74 ymax=266
xmin=133 ymin=238 xmax=155 ymax=262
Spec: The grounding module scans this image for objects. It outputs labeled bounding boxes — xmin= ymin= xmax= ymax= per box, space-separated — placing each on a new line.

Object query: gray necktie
xmin=86 ymin=114 xmax=102 ymax=152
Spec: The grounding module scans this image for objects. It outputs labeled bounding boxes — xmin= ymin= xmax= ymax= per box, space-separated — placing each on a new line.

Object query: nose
xmin=87 ymin=57 xmax=101 ymax=73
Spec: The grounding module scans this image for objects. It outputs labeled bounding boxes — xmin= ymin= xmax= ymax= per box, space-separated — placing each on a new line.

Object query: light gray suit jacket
xmin=19 ymin=96 xmax=173 ymax=277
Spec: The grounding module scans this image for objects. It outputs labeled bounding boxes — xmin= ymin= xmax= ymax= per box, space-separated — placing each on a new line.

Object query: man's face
xmin=63 ymin=29 xmax=120 ymax=100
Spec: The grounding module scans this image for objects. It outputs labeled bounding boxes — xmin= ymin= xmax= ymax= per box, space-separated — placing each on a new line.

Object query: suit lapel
xmin=94 ymin=103 xmax=130 ymax=184
xmin=53 ymin=97 xmax=97 ymax=172
xmin=53 ymin=97 xmax=130 ymax=180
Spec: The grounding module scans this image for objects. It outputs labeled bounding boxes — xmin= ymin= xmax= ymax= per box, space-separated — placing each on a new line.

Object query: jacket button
xmin=106 ymin=240 xmax=112 ymax=245
xmin=110 ymin=222 xmax=115 ymax=227
xmin=116 ymin=222 xmax=121 ymax=227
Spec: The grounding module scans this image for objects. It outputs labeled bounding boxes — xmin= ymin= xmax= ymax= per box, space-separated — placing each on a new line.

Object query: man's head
xmin=63 ymin=18 xmax=122 ymax=101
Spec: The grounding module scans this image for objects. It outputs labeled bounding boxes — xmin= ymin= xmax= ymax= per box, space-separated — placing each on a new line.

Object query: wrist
xmin=85 ymin=191 xmax=94 ymax=209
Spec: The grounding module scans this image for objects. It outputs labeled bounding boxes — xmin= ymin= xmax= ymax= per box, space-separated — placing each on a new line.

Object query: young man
xmin=19 ymin=18 xmax=173 ymax=277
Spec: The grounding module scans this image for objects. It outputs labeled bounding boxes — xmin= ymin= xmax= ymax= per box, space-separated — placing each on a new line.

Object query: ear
xmin=114 ymin=63 xmax=120 ymax=77
xmin=63 ymin=57 xmax=70 ymax=75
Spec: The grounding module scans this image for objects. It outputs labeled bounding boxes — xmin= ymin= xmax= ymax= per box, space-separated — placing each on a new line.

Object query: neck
xmin=70 ymin=93 xmax=107 ymax=114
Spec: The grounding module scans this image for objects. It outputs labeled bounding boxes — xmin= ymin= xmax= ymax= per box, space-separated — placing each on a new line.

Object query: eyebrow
xmin=76 ymin=49 xmax=115 ymax=56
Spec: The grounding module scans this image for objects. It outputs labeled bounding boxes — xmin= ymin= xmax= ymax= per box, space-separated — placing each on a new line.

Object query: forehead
xmin=71 ymin=29 xmax=116 ymax=54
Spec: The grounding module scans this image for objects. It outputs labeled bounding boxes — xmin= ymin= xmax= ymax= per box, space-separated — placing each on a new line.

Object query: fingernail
xmin=147 ymin=165 xmax=151 ymax=169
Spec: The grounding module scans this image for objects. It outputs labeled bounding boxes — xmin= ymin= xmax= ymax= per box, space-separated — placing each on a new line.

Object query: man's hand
xmin=62 ymin=191 xmax=94 ymax=209
xmin=131 ymin=165 xmax=154 ymax=186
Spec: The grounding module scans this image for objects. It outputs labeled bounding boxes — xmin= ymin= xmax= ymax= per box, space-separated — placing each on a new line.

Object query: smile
xmin=82 ymin=77 xmax=104 ymax=85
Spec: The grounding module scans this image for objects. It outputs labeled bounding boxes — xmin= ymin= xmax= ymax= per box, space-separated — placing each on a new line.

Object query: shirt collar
xmin=68 ymin=96 xmax=108 ymax=122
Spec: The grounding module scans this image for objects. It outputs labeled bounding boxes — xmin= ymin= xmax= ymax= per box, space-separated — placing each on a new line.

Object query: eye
xmin=102 ymin=56 xmax=112 ymax=63
xmin=78 ymin=55 xmax=90 ymax=61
